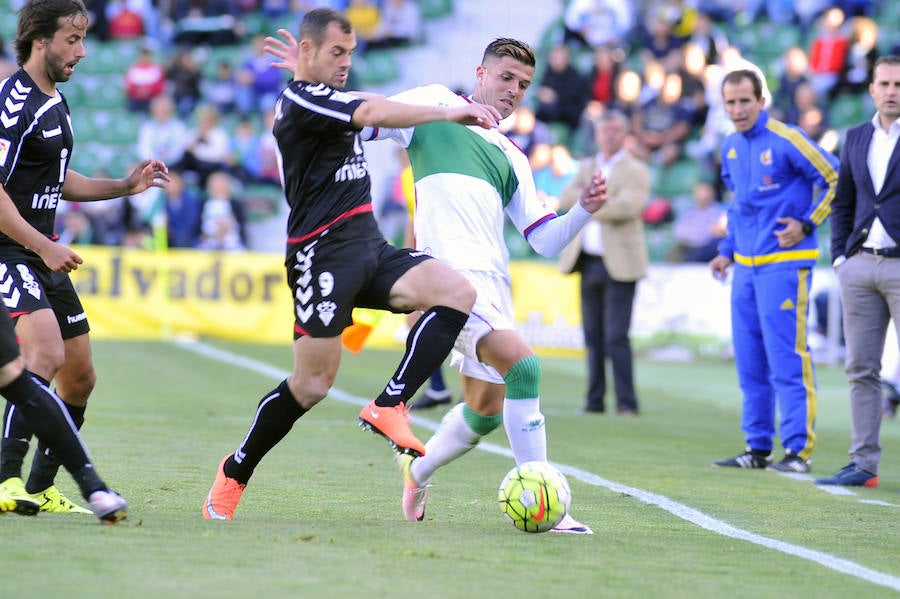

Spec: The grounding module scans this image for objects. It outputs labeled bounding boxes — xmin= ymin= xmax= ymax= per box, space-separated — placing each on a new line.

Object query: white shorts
xmin=451 ymin=270 xmax=515 ymax=385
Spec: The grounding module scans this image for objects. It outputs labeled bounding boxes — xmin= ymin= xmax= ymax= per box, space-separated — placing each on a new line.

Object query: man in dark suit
xmin=818 ymin=55 xmax=900 ymax=488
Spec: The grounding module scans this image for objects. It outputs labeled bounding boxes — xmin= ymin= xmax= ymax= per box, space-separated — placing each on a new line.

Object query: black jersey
xmin=0 ymin=70 xmax=74 ymax=251
xmin=273 ymin=80 xmax=379 ymax=245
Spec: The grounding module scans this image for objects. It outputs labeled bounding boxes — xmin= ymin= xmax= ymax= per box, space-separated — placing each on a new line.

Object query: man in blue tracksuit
xmin=710 ymin=69 xmax=839 ymax=473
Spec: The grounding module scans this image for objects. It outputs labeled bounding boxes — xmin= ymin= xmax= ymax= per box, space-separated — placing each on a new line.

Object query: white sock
xmin=411 ymin=402 xmax=480 ymax=483
xmin=503 ymin=397 xmax=547 ymax=464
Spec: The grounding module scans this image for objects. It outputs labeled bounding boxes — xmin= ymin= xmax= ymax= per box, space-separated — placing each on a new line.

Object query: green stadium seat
xmin=419 ymin=0 xmax=454 ymax=20
xmin=828 ymin=93 xmax=870 ymax=130
xmin=355 ymin=50 xmax=400 ymax=86
xmin=651 ymin=159 xmax=701 ymax=200
xmin=0 ymin=10 xmax=17 ymax=40
xmin=80 ymin=40 xmax=140 ymax=74
xmin=645 ymin=223 xmax=675 ymax=263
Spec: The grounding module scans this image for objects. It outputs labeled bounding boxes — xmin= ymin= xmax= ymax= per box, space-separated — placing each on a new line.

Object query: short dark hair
xmin=721 ymin=69 xmax=763 ymax=99
xmin=14 ymin=0 xmax=87 ymax=66
xmin=482 ymin=38 xmax=535 ymax=68
xmin=874 ymin=55 xmax=900 ymax=71
xmin=299 ymin=8 xmax=352 ymax=47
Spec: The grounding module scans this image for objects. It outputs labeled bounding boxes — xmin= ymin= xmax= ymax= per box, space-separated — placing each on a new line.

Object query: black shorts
xmin=287 ymin=216 xmax=432 ymax=339
xmin=0 ymin=252 xmax=90 ymax=340
xmin=0 ymin=305 xmax=20 ymax=367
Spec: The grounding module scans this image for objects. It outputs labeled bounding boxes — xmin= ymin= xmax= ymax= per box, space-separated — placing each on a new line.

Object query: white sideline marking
xmin=177 ymin=340 xmax=900 ymax=594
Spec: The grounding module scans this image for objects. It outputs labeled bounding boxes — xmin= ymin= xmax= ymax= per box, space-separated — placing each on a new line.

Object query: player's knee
xmin=27 ymin=344 xmax=66 ymax=380
xmin=286 ymin=374 xmax=330 ymax=409
xmin=502 ymin=355 xmax=542 ymax=399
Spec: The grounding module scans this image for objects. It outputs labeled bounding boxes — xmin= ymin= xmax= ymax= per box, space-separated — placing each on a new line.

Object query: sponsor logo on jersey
xmin=334 ymin=159 xmax=369 ymax=182
xmin=0 ymin=138 xmax=10 ymax=167
xmin=0 ymin=80 xmax=29 ymax=129
xmin=31 ymin=184 xmax=63 ymax=210
xmin=727 ymin=148 xmax=737 ymax=159
xmin=42 ymin=126 xmax=62 ymax=138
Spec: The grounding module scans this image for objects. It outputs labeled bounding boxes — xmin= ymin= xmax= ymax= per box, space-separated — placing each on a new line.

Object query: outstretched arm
xmin=63 ymin=159 xmax=170 ymax=202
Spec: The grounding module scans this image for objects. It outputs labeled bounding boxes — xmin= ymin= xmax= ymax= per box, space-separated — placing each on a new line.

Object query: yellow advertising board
xmin=69 ymin=246 xmax=584 ymax=353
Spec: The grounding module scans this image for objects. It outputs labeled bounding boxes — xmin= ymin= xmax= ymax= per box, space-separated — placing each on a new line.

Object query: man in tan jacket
xmin=559 ymin=109 xmax=650 ymax=415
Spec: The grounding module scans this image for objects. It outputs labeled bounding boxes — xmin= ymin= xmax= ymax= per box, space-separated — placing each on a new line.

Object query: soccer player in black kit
xmin=0 ymin=0 xmax=169 ymax=515
xmin=203 ymin=8 xmax=502 ymax=520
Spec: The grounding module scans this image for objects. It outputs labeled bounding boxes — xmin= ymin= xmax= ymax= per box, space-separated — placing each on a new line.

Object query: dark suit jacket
xmin=831 ymin=121 xmax=900 ymax=260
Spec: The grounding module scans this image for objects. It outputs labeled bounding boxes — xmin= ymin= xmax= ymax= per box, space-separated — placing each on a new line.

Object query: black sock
xmin=26 ymin=402 xmax=86 ymax=494
xmin=225 ymin=379 xmax=306 ymax=485
xmin=374 ymin=306 xmax=468 ymax=407
xmin=0 ymin=372 xmax=104 ymax=498
xmin=0 ymin=400 xmax=32 ymax=481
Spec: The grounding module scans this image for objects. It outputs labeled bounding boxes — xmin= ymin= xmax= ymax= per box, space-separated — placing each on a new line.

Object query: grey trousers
xmin=837 ymin=252 xmax=900 ymax=473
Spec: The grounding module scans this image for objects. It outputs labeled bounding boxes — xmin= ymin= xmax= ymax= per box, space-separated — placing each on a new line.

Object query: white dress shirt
xmin=581 ymin=148 xmax=627 ymax=256
xmin=863 ymin=113 xmax=900 ymax=250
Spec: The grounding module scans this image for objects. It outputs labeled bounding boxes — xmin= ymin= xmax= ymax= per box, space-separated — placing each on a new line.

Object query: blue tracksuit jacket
xmin=718 ymin=110 xmax=839 ymax=458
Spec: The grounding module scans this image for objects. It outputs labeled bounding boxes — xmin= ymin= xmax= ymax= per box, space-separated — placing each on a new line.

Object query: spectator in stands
xmin=344 ymin=0 xmax=381 ymax=53
xmin=588 ymin=44 xmax=620 ymax=106
xmin=640 ymin=13 xmax=683 ymax=63
xmin=563 ymin=0 xmax=634 ymax=50
xmin=166 ymin=49 xmax=203 ymax=118
xmin=531 ymin=143 xmax=578 ymax=211
xmin=808 ymin=7 xmax=850 ymax=100
xmin=670 ymin=43 xmax=709 ymax=129
xmin=176 ymin=104 xmax=233 ymax=187
xmin=688 ymin=10 xmax=728 ymax=66
xmin=124 ymin=46 xmax=166 ymax=113
xmin=106 ymin=0 xmax=144 ymax=39
xmin=534 ymin=44 xmax=591 ymax=138
xmin=637 ymin=59 xmax=666 ymax=106
xmin=202 ymin=59 xmax=239 ymax=114
xmin=198 ymin=171 xmax=246 ymax=251
xmin=667 ymin=180 xmax=726 ymax=263
xmin=376 ymin=146 xmax=413 ymax=248
xmin=231 ymin=114 xmax=280 ymax=189
xmin=235 ymin=35 xmax=286 ymax=115
xmin=162 ymin=171 xmax=203 ymax=248
xmin=84 ymin=0 xmax=111 ymax=41
xmin=647 ymin=0 xmax=697 ymax=42
xmin=367 ymin=0 xmax=421 ymax=50
xmin=771 ymin=46 xmax=811 ymax=123
xmin=137 ymin=95 xmax=189 ymax=168
xmin=55 ymin=208 xmax=94 ymax=246
xmin=631 ymin=72 xmax=692 ymax=167
xmin=500 ymin=106 xmax=552 ymax=157
xmin=797 ymin=104 xmax=829 ymax=144
xmin=783 ymin=81 xmax=820 ymax=126
xmin=171 ymin=0 xmax=242 ymax=45
xmin=610 ymin=69 xmax=643 ymax=119
xmin=835 ymin=16 xmax=879 ymax=98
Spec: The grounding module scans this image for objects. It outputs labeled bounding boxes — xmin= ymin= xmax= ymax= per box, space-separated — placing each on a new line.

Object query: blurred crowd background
xmin=0 ymin=0 xmax=895 ymax=261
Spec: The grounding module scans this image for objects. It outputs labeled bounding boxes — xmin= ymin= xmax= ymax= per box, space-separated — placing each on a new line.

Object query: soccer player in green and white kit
xmin=267 ymin=34 xmax=606 ymax=533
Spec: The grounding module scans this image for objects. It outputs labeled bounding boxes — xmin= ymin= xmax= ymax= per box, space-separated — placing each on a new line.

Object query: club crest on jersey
xmin=317 ymin=301 xmax=336 ymax=326
xmin=760 ymin=149 xmax=773 ymax=165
